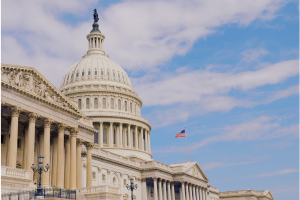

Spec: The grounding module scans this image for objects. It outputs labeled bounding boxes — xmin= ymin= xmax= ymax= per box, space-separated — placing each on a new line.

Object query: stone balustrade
xmin=76 ymin=185 xmax=120 ymax=194
xmin=1 ymin=166 xmax=30 ymax=180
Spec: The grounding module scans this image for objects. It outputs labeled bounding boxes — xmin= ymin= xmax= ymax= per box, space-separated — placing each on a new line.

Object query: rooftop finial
xmin=93 ymin=9 xmax=99 ymax=23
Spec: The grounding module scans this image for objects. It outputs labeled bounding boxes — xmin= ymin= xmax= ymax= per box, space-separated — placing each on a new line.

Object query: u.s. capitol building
xmin=1 ymin=12 xmax=274 ymax=200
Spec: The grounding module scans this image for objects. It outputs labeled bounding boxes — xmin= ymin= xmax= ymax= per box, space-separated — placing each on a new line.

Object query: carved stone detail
xmin=11 ymin=106 xmax=22 ymax=117
xmin=76 ymin=138 xmax=83 ymax=146
xmin=43 ymin=118 xmax=53 ymax=128
xmin=28 ymin=112 xmax=39 ymax=123
xmin=57 ymin=123 xmax=66 ymax=132
xmin=86 ymin=142 xmax=94 ymax=150
xmin=70 ymin=127 xmax=79 ymax=137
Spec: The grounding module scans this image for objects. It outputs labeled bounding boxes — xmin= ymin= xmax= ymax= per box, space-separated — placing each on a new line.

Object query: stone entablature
xmin=1 ymin=64 xmax=81 ymax=118
xmin=219 ymin=190 xmax=274 ymax=200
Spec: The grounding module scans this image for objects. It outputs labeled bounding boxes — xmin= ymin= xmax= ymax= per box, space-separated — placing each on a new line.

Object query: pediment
xmin=1 ymin=64 xmax=82 ymax=117
xmin=264 ymin=190 xmax=274 ymax=200
xmin=185 ymin=162 xmax=209 ymax=182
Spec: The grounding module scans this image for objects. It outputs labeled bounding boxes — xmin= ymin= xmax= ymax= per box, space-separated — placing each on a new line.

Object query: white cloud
xmin=250 ymin=168 xmax=298 ymax=177
xmin=1 ymin=0 xmax=287 ymax=88
xmin=241 ymin=48 xmax=269 ymax=63
xmin=202 ymin=161 xmax=256 ymax=171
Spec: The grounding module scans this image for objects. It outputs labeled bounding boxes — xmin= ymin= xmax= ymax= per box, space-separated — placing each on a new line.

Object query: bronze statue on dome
xmin=93 ymin=9 xmax=99 ymax=22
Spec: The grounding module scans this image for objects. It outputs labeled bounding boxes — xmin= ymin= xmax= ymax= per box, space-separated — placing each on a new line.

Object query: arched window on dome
xmin=103 ymin=128 xmax=107 ymax=145
xmin=101 ymin=69 xmax=104 ymax=76
xmin=86 ymin=98 xmax=90 ymax=109
xmin=124 ymin=101 xmax=127 ymax=111
xmin=113 ymin=72 xmax=115 ymax=77
xmin=122 ymin=75 xmax=124 ymax=80
xmin=118 ymin=74 xmax=120 ymax=79
xmin=67 ymin=75 xmax=69 ymax=80
xmin=132 ymin=131 xmax=135 ymax=148
xmin=71 ymin=74 xmax=73 ymax=79
xmin=107 ymin=71 xmax=109 ymax=76
xmin=76 ymin=72 xmax=79 ymax=77
xmin=113 ymin=129 xmax=116 ymax=145
xmin=94 ymin=98 xmax=98 ymax=109
xmin=103 ymin=98 xmax=106 ymax=109
xmin=88 ymin=70 xmax=91 ymax=75
xmin=111 ymin=98 xmax=114 ymax=109
xmin=118 ymin=99 xmax=121 ymax=110
xmin=95 ymin=70 xmax=97 ymax=75
xmin=78 ymin=99 xmax=81 ymax=110
xmin=82 ymin=71 xmax=85 ymax=76
xmin=130 ymin=102 xmax=132 ymax=113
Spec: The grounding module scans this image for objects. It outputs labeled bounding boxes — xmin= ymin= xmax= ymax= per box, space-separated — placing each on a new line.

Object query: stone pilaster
xmin=64 ymin=135 xmax=70 ymax=189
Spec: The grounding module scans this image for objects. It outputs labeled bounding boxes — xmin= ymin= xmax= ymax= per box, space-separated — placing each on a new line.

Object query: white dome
xmin=60 ymin=54 xmax=132 ymax=90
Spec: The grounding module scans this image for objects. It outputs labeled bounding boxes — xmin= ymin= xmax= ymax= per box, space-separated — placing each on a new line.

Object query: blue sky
xmin=2 ymin=0 xmax=299 ymax=199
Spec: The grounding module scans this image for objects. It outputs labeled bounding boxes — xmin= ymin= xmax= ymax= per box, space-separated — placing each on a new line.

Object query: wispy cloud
xmin=202 ymin=161 xmax=257 ymax=171
xmin=249 ymin=168 xmax=299 ymax=178
xmin=241 ymin=48 xmax=269 ymax=63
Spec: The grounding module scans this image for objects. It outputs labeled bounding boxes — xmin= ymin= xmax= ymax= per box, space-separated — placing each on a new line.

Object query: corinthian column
xmin=135 ymin=126 xmax=138 ymax=149
xmin=158 ymin=179 xmax=162 ymax=200
xmin=86 ymin=142 xmax=94 ymax=187
xmin=51 ymin=136 xmax=58 ymax=186
xmin=181 ymin=181 xmax=186 ymax=200
xmin=167 ymin=181 xmax=171 ymax=200
xmin=64 ymin=136 xmax=70 ymax=189
xmin=163 ymin=180 xmax=167 ymax=200
xmin=56 ymin=124 xmax=65 ymax=188
xmin=70 ymin=128 xmax=79 ymax=189
xmin=141 ymin=178 xmax=147 ymax=200
xmin=153 ymin=177 xmax=158 ymax=200
xmin=100 ymin=122 xmax=103 ymax=147
xmin=148 ymin=131 xmax=151 ymax=153
xmin=192 ymin=185 xmax=195 ymax=200
xmin=7 ymin=106 xmax=22 ymax=168
xmin=171 ymin=182 xmax=175 ymax=200
xmin=128 ymin=125 xmax=131 ymax=148
xmin=76 ymin=139 xmax=83 ymax=188
xmin=139 ymin=128 xmax=143 ymax=150
xmin=26 ymin=113 xmax=38 ymax=180
xmin=42 ymin=118 xmax=53 ymax=187
xmin=119 ymin=123 xmax=123 ymax=147
xmin=109 ymin=122 xmax=113 ymax=147
xmin=186 ymin=183 xmax=189 ymax=200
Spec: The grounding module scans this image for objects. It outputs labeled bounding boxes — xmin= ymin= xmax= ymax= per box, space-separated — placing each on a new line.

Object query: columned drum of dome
xmin=60 ymin=15 xmax=152 ymax=161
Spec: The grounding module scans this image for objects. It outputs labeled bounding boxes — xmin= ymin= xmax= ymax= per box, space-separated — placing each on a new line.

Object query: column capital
xmin=120 ymin=172 xmax=124 ymax=177
xmin=141 ymin=178 xmax=147 ymax=182
xmin=180 ymin=181 xmax=185 ymax=184
xmin=64 ymin=135 xmax=70 ymax=144
xmin=97 ymin=167 xmax=102 ymax=172
xmin=11 ymin=106 xmax=22 ymax=117
xmin=152 ymin=177 xmax=158 ymax=181
xmin=57 ymin=123 xmax=67 ymax=132
xmin=70 ymin=127 xmax=79 ymax=137
xmin=86 ymin=142 xmax=94 ymax=150
xmin=1 ymin=100 xmax=6 ymax=107
xmin=43 ymin=118 xmax=53 ymax=128
xmin=170 ymin=181 xmax=175 ymax=186
xmin=28 ymin=112 xmax=39 ymax=123
xmin=76 ymin=138 xmax=83 ymax=147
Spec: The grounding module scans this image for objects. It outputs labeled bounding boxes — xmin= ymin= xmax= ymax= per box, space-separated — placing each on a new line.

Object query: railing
xmin=1 ymin=166 xmax=30 ymax=180
xmin=76 ymin=185 xmax=120 ymax=194
xmin=1 ymin=188 xmax=76 ymax=200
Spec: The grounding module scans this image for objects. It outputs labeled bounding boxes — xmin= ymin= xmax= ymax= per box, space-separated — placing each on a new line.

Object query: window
xmin=92 ymin=172 xmax=96 ymax=180
xmin=103 ymin=98 xmax=106 ymax=109
xmin=101 ymin=69 xmax=104 ymax=75
xmin=124 ymin=101 xmax=127 ymax=111
xmin=82 ymin=71 xmax=84 ymax=76
xmin=118 ymin=99 xmax=121 ymax=110
xmin=111 ymin=98 xmax=114 ymax=109
xmin=17 ymin=138 xmax=22 ymax=149
xmin=102 ymin=174 xmax=106 ymax=182
xmin=124 ymin=179 xmax=127 ymax=185
xmin=86 ymin=98 xmax=90 ymax=109
xmin=107 ymin=71 xmax=109 ymax=76
xmin=118 ymin=74 xmax=120 ymax=78
xmin=94 ymin=98 xmax=98 ymax=109
xmin=130 ymin=103 xmax=132 ymax=113
xmin=71 ymin=74 xmax=73 ymax=79
xmin=95 ymin=71 xmax=97 ymax=75
xmin=113 ymin=129 xmax=116 ymax=145
xmin=76 ymin=72 xmax=79 ymax=77
xmin=103 ymin=128 xmax=107 ymax=144
xmin=88 ymin=71 xmax=91 ymax=75
xmin=1 ymin=134 xmax=6 ymax=145
xmin=133 ymin=132 xmax=135 ymax=147
xmin=94 ymin=131 xmax=98 ymax=144
xmin=113 ymin=177 xmax=116 ymax=185
xmin=78 ymin=99 xmax=81 ymax=110
xmin=126 ymin=130 xmax=128 ymax=146
xmin=113 ymin=72 xmax=115 ymax=77
xmin=67 ymin=75 xmax=69 ymax=80
xmin=122 ymin=75 xmax=124 ymax=80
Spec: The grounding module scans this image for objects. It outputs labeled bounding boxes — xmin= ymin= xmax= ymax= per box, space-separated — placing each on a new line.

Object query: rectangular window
xmin=1 ymin=134 xmax=6 ymax=145
xmin=130 ymin=103 xmax=132 ymax=113
xmin=102 ymin=174 xmax=106 ymax=182
xmin=126 ymin=130 xmax=128 ymax=146
xmin=78 ymin=99 xmax=81 ymax=110
xmin=94 ymin=98 xmax=98 ymax=109
xmin=133 ymin=132 xmax=135 ymax=147
xmin=103 ymin=98 xmax=106 ymax=109
xmin=92 ymin=172 xmax=96 ymax=180
xmin=113 ymin=129 xmax=116 ymax=145
xmin=95 ymin=71 xmax=97 ymax=75
xmin=94 ymin=131 xmax=98 ymax=144
xmin=125 ymin=101 xmax=127 ymax=111
xmin=86 ymin=98 xmax=90 ymax=109
xmin=111 ymin=98 xmax=114 ymax=109
xmin=118 ymin=99 xmax=121 ymax=110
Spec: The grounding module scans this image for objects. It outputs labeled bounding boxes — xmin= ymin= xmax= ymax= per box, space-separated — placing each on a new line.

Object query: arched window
xmin=86 ymin=98 xmax=90 ymax=109
xmin=103 ymin=128 xmax=107 ymax=144
xmin=94 ymin=98 xmax=98 ymax=109
xmin=118 ymin=99 xmax=121 ymax=110
xmin=122 ymin=75 xmax=124 ymax=80
xmin=133 ymin=132 xmax=135 ymax=147
xmin=67 ymin=75 xmax=69 ymax=80
xmin=130 ymin=103 xmax=132 ymax=113
xmin=76 ymin=72 xmax=79 ymax=77
xmin=94 ymin=129 xmax=98 ymax=144
xmin=113 ymin=129 xmax=116 ymax=145
xmin=107 ymin=71 xmax=109 ymax=76
xmin=111 ymin=98 xmax=114 ymax=109
xmin=118 ymin=74 xmax=120 ymax=78
xmin=95 ymin=70 xmax=97 ymax=75
xmin=88 ymin=70 xmax=91 ymax=75
xmin=113 ymin=72 xmax=115 ymax=77
xmin=101 ymin=69 xmax=104 ymax=75
xmin=71 ymin=74 xmax=73 ymax=79
xmin=82 ymin=71 xmax=84 ymax=76
xmin=78 ymin=99 xmax=81 ymax=110
xmin=124 ymin=101 xmax=127 ymax=111
xmin=103 ymin=98 xmax=106 ymax=109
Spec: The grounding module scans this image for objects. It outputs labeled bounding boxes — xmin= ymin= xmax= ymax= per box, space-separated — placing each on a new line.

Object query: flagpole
xmin=185 ymin=127 xmax=189 ymax=162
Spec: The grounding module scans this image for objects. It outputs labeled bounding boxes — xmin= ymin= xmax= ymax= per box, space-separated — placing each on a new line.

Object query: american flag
xmin=175 ymin=130 xmax=185 ymax=138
